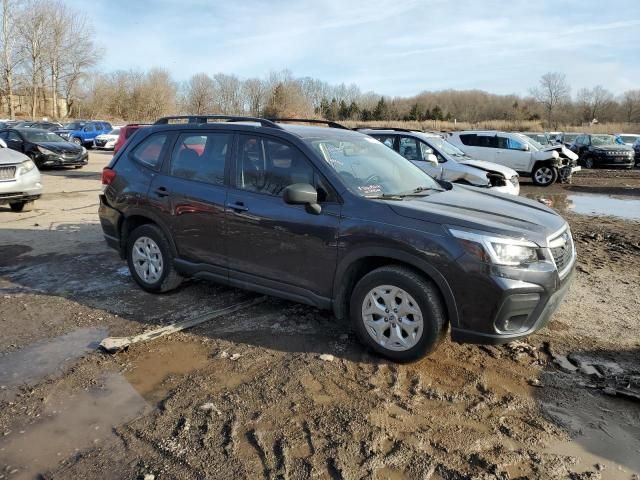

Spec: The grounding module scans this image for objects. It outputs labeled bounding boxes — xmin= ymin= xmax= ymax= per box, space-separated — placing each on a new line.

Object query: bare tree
xmin=213 ymin=73 xmax=242 ymax=114
xmin=575 ymin=85 xmax=615 ymax=123
xmin=0 ymin=0 xmax=21 ymax=118
xmin=620 ymin=89 xmax=640 ymax=124
xmin=530 ymin=72 xmax=571 ymax=128
xmin=184 ymin=73 xmax=215 ymax=114
xmin=242 ymin=77 xmax=266 ymax=116
xmin=19 ymin=0 xmax=49 ymax=119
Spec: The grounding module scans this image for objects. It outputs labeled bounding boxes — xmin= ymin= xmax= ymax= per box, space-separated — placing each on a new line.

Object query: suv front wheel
xmin=531 ymin=164 xmax=558 ymax=186
xmin=350 ymin=265 xmax=446 ymax=362
xmin=126 ymin=224 xmax=183 ymax=293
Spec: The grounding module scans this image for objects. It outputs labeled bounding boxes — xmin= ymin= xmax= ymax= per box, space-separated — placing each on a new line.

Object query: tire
xmin=9 ymin=201 xmax=34 ymax=212
xmin=583 ymin=157 xmax=594 ymax=169
xmin=126 ymin=224 xmax=183 ymax=293
xmin=350 ymin=265 xmax=446 ymax=362
xmin=71 ymin=137 xmax=82 ymax=146
xmin=531 ymin=164 xmax=558 ymax=186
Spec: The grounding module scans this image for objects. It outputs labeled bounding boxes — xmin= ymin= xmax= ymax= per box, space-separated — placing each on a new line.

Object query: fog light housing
xmin=494 ymin=293 xmax=540 ymax=333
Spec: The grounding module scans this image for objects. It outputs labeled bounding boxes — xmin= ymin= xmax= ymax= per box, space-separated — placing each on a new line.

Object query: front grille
xmin=510 ymin=176 xmax=519 ymax=187
xmin=549 ymin=229 xmax=574 ymax=277
xmin=95 ymin=140 xmax=106 ymax=146
xmin=0 ymin=166 xmax=16 ymax=180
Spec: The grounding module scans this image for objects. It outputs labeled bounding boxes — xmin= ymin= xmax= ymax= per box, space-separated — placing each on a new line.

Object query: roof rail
xmin=267 ymin=118 xmax=350 ymax=130
xmin=153 ymin=115 xmax=282 ymax=129
xmin=353 ymin=126 xmax=419 ymax=133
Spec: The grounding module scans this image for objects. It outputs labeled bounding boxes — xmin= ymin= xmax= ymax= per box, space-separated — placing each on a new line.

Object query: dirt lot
xmin=0 ymin=153 xmax=639 ymax=480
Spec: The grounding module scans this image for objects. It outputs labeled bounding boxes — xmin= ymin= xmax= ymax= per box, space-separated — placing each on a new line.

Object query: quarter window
xmin=169 ymin=133 xmax=230 ymax=185
xmin=236 ymin=135 xmax=315 ymax=197
xmin=131 ymin=133 xmax=168 ymax=168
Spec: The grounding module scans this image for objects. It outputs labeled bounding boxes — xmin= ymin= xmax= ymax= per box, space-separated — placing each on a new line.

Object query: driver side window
xmin=399 ymin=137 xmax=421 ymax=161
xmin=506 ymin=137 xmax=525 ymax=150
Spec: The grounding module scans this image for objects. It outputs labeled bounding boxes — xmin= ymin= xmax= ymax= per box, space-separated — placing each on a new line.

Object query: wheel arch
xmin=332 ymin=248 xmax=459 ymax=329
xmin=119 ymin=210 xmax=177 ymax=258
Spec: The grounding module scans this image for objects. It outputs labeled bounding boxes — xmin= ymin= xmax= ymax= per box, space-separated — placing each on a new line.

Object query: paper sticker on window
xmin=358 ymin=184 xmax=382 ymax=194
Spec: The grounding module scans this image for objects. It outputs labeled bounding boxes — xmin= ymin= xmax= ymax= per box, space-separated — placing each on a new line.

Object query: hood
xmin=591 ymin=144 xmax=633 ymax=152
xmin=458 ymin=159 xmax=517 ymax=177
xmin=387 ymin=185 xmax=566 ymax=246
xmin=0 ymin=147 xmax=30 ymax=165
xmin=541 ymin=145 xmax=578 ymax=160
xmin=37 ymin=142 xmax=83 ymax=154
xmin=96 ymin=134 xmax=118 ymax=140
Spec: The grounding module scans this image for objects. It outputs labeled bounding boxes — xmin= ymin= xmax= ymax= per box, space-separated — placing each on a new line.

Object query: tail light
xmin=102 ymin=168 xmax=116 ymax=192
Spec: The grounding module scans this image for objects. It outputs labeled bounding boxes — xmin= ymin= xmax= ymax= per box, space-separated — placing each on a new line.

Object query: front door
xmin=225 ymin=134 xmax=340 ymax=300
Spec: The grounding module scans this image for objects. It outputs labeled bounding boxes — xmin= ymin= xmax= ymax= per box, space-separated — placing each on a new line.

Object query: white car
xmin=615 ymin=133 xmax=640 ymax=146
xmin=0 ymin=138 xmax=42 ymax=212
xmin=93 ymin=127 xmax=121 ymax=150
xmin=360 ymin=129 xmax=520 ymax=195
xmin=447 ymin=130 xmax=580 ymax=186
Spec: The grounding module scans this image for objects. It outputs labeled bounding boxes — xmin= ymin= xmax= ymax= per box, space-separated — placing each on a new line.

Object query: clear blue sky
xmin=66 ymin=0 xmax=640 ymax=97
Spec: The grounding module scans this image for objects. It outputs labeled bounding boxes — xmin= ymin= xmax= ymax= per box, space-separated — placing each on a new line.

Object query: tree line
xmin=1 ymin=0 xmax=638 ymax=127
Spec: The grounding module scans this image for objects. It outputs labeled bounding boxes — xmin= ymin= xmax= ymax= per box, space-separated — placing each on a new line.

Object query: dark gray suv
xmin=99 ymin=116 xmax=576 ymax=361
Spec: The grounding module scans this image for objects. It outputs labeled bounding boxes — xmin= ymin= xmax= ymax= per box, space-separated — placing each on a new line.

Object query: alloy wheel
xmin=534 ymin=167 xmax=554 ymax=185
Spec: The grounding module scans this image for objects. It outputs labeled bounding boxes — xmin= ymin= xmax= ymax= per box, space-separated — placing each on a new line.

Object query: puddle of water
xmin=526 ymin=192 xmax=640 ymax=220
xmin=0 ymin=373 xmax=150 ymax=479
xmin=0 ymin=328 xmax=107 ymax=400
xmin=543 ymin=402 xmax=640 ymax=478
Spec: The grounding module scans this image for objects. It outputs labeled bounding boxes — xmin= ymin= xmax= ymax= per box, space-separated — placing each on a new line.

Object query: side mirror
xmin=521 ymin=143 xmax=529 ymax=151
xmin=426 ymin=153 xmax=438 ymax=166
xmin=283 ymin=183 xmax=321 ymax=214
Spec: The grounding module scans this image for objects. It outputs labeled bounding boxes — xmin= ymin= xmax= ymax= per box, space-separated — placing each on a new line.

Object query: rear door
xmin=225 ymin=133 xmax=340 ymax=300
xmin=148 ymin=131 xmax=231 ymax=270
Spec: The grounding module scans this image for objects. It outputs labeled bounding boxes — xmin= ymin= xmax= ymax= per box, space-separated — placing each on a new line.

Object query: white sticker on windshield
xmin=358 ymin=184 xmax=383 ymax=194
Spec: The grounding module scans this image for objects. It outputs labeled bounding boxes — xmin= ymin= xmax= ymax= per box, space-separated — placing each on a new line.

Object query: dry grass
xmin=342 ymin=120 xmax=640 ymax=134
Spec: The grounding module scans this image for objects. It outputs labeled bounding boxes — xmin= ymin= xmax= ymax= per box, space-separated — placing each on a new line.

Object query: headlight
xmin=37 ymin=146 xmax=55 ymax=155
xmin=82 ymin=146 xmax=87 ymax=154
xmin=17 ymin=159 xmax=36 ymax=175
xmin=450 ymin=229 xmax=539 ymax=266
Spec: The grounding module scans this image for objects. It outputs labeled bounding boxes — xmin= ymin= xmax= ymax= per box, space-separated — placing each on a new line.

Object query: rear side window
xmin=372 ymin=135 xmax=396 ymax=149
xmin=170 ymin=133 xmax=230 ymax=185
xmin=459 ymin=134 xmax=476 ymax=146
xmin=131 ymin=133 xmax=168 ymax=168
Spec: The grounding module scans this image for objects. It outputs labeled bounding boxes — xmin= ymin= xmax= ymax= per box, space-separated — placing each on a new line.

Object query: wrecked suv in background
xmin=359 ymin=128 xmax=520 ymax=195
xmin=448 ymin=131 xmax=580 ymax=186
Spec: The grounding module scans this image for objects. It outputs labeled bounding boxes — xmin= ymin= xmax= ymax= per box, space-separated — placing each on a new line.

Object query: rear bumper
xmin=98 ymin=195 xmax=123 ymax=254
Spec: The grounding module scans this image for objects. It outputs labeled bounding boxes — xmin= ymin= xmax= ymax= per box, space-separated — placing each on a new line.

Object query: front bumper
xmin=94 ymin=139 xmax=116 ymax=150
xmin=490 ymin=177 xmax=520 ymax=195
xmin=36 ymin=151 xmax=89 ymax=167
xmin=591 ymin=156 xmax=635 ymax=168
xmin=0 ymin=167 xmax=42 ymax=204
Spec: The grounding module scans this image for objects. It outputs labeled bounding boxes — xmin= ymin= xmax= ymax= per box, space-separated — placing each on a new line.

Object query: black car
xmin=569 ymin=134 xmax=635 ymax=169
xmin=99 ymin=116 xmax=576 ymax=362
xmin=0 ymin=128 xmax=89 ymax=169
xmin=633 ymin=138 xmax=640 ymax=166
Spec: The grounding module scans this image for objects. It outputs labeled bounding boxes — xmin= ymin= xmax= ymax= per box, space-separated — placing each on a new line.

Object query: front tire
xmin=71 ymin=137 xmax=82 ymax=146
xmin=531 ymin=164 xmax=558 ymax=186
xmin=126 ymin=224 xmax=183 ymax=293
xmin=582 ymin=157 xmax=594 ymax=169
xmin=350 ymin=265 xmax=446 ymax=362
xmin=9 ymin=201 xmax=34 ymax=212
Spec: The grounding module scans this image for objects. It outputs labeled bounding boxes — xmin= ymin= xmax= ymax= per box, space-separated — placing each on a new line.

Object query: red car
xmin=113 ymin=124 xmax=150 ymax=153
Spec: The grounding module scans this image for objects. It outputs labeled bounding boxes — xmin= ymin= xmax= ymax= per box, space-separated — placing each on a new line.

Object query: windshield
xmin=22 ymin=130 xmax=65 ymax=143
xmin=619 ymin=135 xmax=637 ymax=144
xmin=108 ymin=128 xmax=120 ymax=135
xmin=514 ymin=133 xmax=542 ymax=151
xmin=525 ymin=133 xmax=550 ymax=145
xmin=306 ymin=134 xmax=442 ymax=197
xmin=63 ymin=122 xmax=85 ymax=130
xmin=591 ymin=135 xmax=616 ymax=146
xmin=423 ymin=136 xmax=466 ymax=158
xmin=563 ymin=134 xmax=579 ymax=143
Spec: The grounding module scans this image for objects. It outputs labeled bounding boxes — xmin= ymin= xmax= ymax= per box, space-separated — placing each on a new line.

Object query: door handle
xmin=226 ymin=201 xmax=249 ymax=212
xmin=154 ymin=186 xmax=169 ymax=197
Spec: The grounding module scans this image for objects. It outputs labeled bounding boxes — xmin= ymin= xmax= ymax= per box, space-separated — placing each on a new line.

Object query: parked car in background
xmin=99 ymin=115 xmax=575 ymax=361
xmin=94 ymin=127 xmax=121 ymax=150
xmin=522 ymin=132 xmax=552 ymax=146
xmin=0 ymin=138 xmax=41 ymax=212
xmin=359 ymin=128 xmax=520 ymax=195
xmin=569 ymin=134 xmax=635 ymax=169
xmin=447 ymin=130 xmax=580 ymax=186
xmin=28 ymin=121 xmax=63 ymax=131
xmin=113 ymin=124 xmax=150 ymax=153
xmin=552 ymin=132 xmax=580 ymax=147
xmin=633 ymin=138 xmax=640 ymax=165
xmin=0 ymin=128 xmax=88 ymax=169
xmin=615 ymin=133 xmax=640 ymax=146
xmin=54 ymin=120 xmax=113 ymax=147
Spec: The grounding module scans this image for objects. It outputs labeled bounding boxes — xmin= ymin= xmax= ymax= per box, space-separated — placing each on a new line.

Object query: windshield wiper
xmin=365 ymin=193 xmax=405 ymax=200
xmin=397 ymin=186 xmax=442 ymax=197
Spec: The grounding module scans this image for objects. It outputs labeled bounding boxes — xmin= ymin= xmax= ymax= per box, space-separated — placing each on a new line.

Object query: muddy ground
xmin=0 ymin=153 xmax=639 ymax=480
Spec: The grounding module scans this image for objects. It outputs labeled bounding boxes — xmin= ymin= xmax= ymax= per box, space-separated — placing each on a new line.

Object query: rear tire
xmin=350 ymin=265 xmax=446 ymax=362
xmin=531 ymin=164 xmax=558 ymax=186
xmin=9 ymin=201 xmax=34 ymax=212
xmin=126 ymin=224 xmax=183 ymax=293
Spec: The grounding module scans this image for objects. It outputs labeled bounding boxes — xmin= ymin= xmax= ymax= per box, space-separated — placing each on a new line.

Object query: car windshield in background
xmin=307 ymin=134 xmax=443 ymax=198
xmin=109 ymin=128 xmax=120 ymax=135
xmin=563 ymin=134 xmax=578 ymax=143
xmin=63 ymin=122 xmax=85 ymax=130
xmin=22 ymin=130 xmax=65 ymax=143
xmin=426 ymin=137 xmax=466 ymax=158
xmin=592 ymin=135 xmax=616 ymax=146
xmin=516 ymin=134 xmax=543 ymax=151
xmin=620 ymin=135 xmax=637 ymax=143
xmin=527 ymin=134 xmax=550 ymax=145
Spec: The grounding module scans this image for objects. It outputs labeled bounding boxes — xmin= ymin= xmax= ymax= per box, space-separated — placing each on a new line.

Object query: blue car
xmin=54 ymin=120 xmax=113 ymax=147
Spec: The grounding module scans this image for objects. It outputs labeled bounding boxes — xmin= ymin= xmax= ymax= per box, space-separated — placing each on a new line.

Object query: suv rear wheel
xmin=531 ymin=164 xmax=558 ymax=186
xmin=350 ymin=265 xmax=446 ymax=362
xmin=126 ymin=224 xmax=183 ymax=293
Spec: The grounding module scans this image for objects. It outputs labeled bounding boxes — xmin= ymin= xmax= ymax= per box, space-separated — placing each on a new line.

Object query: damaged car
xmin=359 ymin=128 xmax=519 ymax=195
xmin=0 ymin=138 xmax=41 ymax=212
xmin=447 ymin=131 xmax=580 ymax=186
xmin=569 ymin=134 xmax=635 ymax=169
